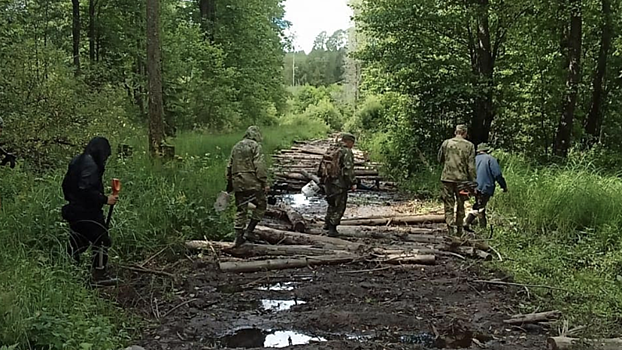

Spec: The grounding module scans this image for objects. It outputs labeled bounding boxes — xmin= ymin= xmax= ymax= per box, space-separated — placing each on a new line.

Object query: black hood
xmin=84 ymin=137 xmax=111 ymax=171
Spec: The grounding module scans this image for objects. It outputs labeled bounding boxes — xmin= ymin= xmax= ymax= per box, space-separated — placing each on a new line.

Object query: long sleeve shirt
xmin=475 ymin=153 xmax=507 ymax=196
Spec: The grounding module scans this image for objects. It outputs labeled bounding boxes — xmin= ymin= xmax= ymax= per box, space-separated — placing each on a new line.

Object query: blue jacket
xmin=475 ymin=153 xmax=507 ymax=196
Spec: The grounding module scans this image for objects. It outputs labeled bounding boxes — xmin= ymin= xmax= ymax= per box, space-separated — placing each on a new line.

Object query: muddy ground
xmin=106 ymin=191 xmax=551 ymax=350
xmin=106 ymin=139 xmax=552 ymax=349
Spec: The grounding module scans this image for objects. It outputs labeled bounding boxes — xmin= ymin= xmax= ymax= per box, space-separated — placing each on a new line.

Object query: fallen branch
xmin=504 ymin=311 xmax=562 ymax=325
xmin=255 ymin=226 xmax=363 ymax=251
xmin=162 ymin=298 xmax=199 ymax=318
xmin=120 ymin=264 xmax=176 ymax=279
xmin=219 ymin=254 xmax=359 ymax=273
xmin=340 ymin=214 xmax=445 ymax=226
xmin=472 ymin=280 xmax=568 ymax=291
xmin=547 ymin=336 xmax=622 ymax=350
xmin=185 ymin=241 xmax=348 ymax=257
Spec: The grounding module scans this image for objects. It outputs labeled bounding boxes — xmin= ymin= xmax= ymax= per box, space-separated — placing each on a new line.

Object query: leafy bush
xmin=302 ymin=99 xmax=344 ymax=130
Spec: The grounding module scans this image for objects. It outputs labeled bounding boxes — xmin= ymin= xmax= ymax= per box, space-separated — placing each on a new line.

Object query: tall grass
xmin=489 ymin=153 xmax=622 ymax=334
xmin=0 ymin=118 xmax=327 ymax=349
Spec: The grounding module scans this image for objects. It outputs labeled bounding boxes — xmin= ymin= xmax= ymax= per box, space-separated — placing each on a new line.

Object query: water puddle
xmin=220 ymin=328 xmax=326 ymax=348
xmin=261 ymin=299 xmax=306 ymax=311
xmin=280 ymin=194 xmax=322 ymax=209
xmin=257 ymin=282 xmax=295 ymax=291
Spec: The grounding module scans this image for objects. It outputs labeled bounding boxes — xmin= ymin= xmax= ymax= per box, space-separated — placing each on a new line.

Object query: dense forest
xmin=348 ymin=0 xmax=622 ymax=170
xmin=3 ymin=0 xmax=622 ymax=348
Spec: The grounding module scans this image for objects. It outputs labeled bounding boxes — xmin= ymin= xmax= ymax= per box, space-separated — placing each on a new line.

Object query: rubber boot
xmin=464 ymin=213 xmax=476 ymax=233
xmin=479 ymin=211 xmax=488 ymax=228
xmin=233 ymin=229 xmax=246 ymax=247
xmin=244 ymin=219 xmax=260 ymax=242
xmin=328 ymin=224 xmax=339 ymax=237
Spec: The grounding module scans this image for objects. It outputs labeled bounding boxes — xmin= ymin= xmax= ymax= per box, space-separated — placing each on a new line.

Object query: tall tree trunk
xmin=199 ymin=0 xmax=216 ymax=41
xmin=470 ymin=0 xmax=494 ymax=146
xmin=72 ymin=0 xmax=81 ymax=74
xmin=584 ymin=0 xmax=611 ymax=145
xmin=88 ymin=0 xmax=95 ymax=61
xmin=554 ymin=0 xmax=582 ymax=157
xmin=146 ymin=0 xmax=165 ymax=156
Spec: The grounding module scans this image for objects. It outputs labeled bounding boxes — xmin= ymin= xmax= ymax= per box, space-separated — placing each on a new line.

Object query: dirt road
xmin=113 ymin=139 xmax=551 ymax=349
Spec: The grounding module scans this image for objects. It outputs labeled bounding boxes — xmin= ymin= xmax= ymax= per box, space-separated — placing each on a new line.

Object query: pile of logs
xmin=189 ymin=137 xmax=494 ymax=273
xmin=186 ymin=218 xmax=494 ymax=273
xmin=271 ymin=138 xmax=395 ymax=192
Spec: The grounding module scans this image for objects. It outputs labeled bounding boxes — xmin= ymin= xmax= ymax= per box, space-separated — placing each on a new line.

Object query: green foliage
xmin=487 ymin=155 xmax=622 ymax=334
xmin=303 ymin=99 xmax=344 ymax=131
xmin=0 ymin=123 xmax=325 ymax=349
xmin=285 ymin=30 xmax=347 ymax=86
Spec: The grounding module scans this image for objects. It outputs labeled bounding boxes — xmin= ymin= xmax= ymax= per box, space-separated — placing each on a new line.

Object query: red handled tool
xmin=106 ymin=178 xmax=121 ymax=228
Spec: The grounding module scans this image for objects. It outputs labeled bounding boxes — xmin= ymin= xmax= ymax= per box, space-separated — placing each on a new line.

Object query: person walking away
xmin=227 ymin=126 xmax=269 ymax=247
xmin=438 ymin=125 xmax=476 ymax=236
xmin=318 ymin=133 xmax=356 ymax=237
xmin=464 ymin=143 xmax=508 ymax=231
xmin=62 ymin=137 xmax=118 ymax=281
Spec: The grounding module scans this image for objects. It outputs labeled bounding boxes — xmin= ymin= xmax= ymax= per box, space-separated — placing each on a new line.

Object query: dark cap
xmin=341 ymin=133 xmax=356 ymax=142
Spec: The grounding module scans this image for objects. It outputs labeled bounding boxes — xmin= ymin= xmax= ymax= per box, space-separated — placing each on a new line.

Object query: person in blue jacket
xmin=464 ymin=143 xmax=507 ymax=231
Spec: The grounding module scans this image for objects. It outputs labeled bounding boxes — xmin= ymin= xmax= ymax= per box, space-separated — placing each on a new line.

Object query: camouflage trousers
xmin=325 ymin=183 xmax=348 ymax=226
xmin=234 ymin=190 xmax=267 ymax=230
xmin=441 ymin=181 xmax=468 ymax=234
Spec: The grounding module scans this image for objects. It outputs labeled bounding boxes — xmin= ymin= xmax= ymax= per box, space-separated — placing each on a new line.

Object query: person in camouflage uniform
xmin=227 ymin=126 xmax=269 ymax=247
xmin=321 ymin=133 xmax=356 ymax=237
xmin=438 ymin=125 xmax=476 ymax=235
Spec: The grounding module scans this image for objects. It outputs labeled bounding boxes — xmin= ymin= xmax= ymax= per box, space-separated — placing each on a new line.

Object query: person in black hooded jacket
xmin=62 ymin=137 xmax=118 ymax=279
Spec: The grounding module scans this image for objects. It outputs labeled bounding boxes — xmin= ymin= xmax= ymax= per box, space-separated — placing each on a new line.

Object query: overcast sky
xmin=284 ymin=0 xmax=353 ymax=53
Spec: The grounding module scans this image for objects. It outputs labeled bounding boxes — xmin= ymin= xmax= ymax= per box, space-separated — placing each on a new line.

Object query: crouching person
xmin=227 ymin=126 xmax=269 ymax=247
xmin=62 ymin=137 xmax=118 ymax=281
xmin=464 ymin=143 xmax=508 ymax=231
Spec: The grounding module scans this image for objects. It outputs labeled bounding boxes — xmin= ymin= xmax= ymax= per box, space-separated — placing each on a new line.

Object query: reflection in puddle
xmin=221 ymin=328 xmax=326 ymax=348
xmin=280 ymin=194 xmax=321 ymax=209
xmin=257 ymin=282 xmax=295 ymax=291
xmin=261 ymin=299 xmax=306 ymax=311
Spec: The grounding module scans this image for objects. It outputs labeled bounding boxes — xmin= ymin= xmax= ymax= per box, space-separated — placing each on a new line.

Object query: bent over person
xmin=227 ymin=126 xmax=269 ymax=247
xmin=319 ymin=133 xmax=356 ymax=237
xmin=438 ymin=125 xmax=476 ymax=236
xmin=62 ymin=137 xmax=118 ymax=280
xmin=464 ymin=143 xmax=508 ymax=231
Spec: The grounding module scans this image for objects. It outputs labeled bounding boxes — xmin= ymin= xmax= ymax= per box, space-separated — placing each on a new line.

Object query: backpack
xmin=318 ymin=145 xmax=342 ymax=181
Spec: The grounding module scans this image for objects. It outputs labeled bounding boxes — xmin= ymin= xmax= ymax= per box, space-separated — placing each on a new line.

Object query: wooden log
xmin=279 ymin=203 xmax=307 ymax=232
xmin=341 ymin=215 xmax=446 ymax=226
xmin=547 ymin=337 xmax=622 ymax=350
xmin=337 ymin=227 xmax=448 ymax=244
xmin=382 ymin=254 xmax=436 ymax=265
xmin=255 ymin=226 xmax=363 ymax=251
xmin=185 ymin=241 xmax=345 ymax=257
xmin=504 ymin=311 xmax=562 ymax=325
xmin=219 ymin=254 xmax=359 ymax=273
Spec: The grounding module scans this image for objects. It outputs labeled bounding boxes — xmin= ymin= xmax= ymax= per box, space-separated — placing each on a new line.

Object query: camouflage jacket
xmin=438 ymin=136 xmax=476 ymax=182
xmin=227 ymin=127 xmax=268 ymax=192
xmin=327 ymin=146 xmax=356 ymax=189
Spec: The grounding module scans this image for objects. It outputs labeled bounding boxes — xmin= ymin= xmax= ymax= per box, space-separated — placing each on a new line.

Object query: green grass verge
xmin=0 ymin=118 xmax=327 ymax=349
xmin=392 ymin=151 xmax=622 ymax=336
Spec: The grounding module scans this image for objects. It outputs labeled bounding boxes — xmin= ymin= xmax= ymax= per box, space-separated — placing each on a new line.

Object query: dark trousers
xmin=472 ymin=193 xmax=491 ymax=227
xmin=63 ymin=205 xmax=111 ymax=270
xmin=325 ymin=183 xmax=348 ymax=226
